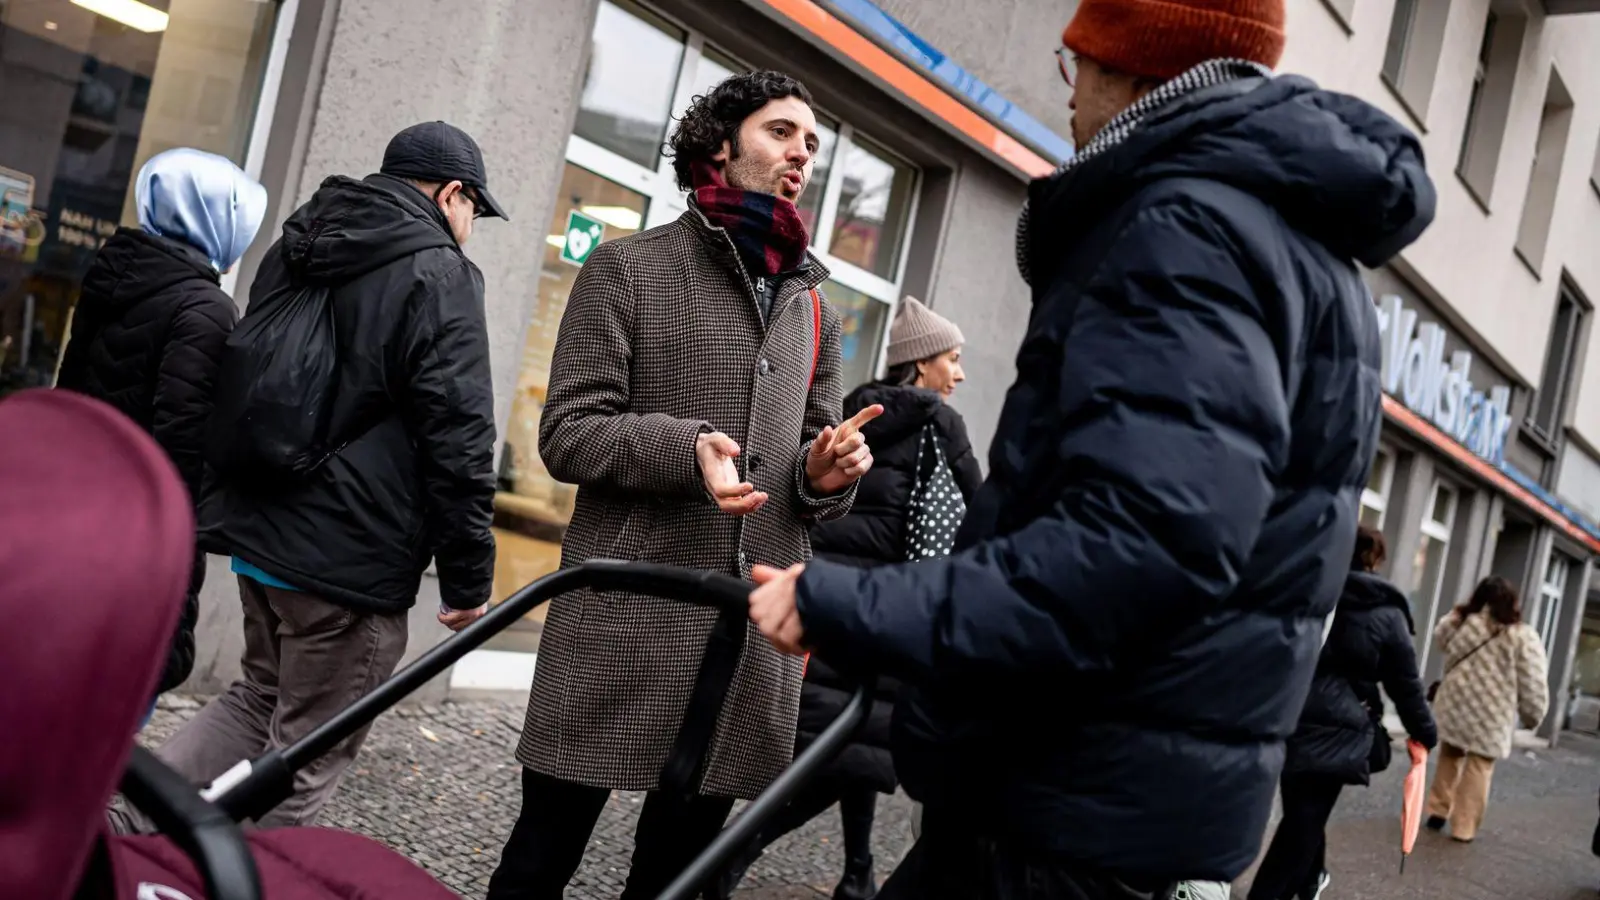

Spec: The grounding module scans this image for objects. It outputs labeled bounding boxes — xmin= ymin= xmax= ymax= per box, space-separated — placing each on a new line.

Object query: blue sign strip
xmin=822 ymin=0 xmax=1074 ymax=165
xmin=1501 ymin=460 xmax=1600 ymax=544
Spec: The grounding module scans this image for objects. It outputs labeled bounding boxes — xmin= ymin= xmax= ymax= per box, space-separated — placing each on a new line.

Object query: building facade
xmin=7 ymin=0 xmax=1600 ymax=724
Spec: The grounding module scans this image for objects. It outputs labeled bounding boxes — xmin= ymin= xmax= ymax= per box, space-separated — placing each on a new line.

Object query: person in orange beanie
xmin=745 ymin=0 xmax=1438 ymax=897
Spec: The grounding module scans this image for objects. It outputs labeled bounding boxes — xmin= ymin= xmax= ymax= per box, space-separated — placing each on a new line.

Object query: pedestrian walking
xmin=709 ymin=297 xmax=981 ymax=900
xmin=1248 ymin=526 xmax=1437 ymax=900
xmin=487 ymin=71 xmax=877 ymax=900
xmin=54 ymin=147 xmax=267 ymax=723
xmin=744 ymin=0 xmax=1438 ymax=895
xmin=114 ymin=121 xmax=507 ymax=832
xmin=1425 ymin=576 xmax=1550 ymax=842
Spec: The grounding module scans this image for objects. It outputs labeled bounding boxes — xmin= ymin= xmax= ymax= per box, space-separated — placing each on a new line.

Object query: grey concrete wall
xmin=926 ymin=157 xmax=1031 ymax=462
xmin=189 ymin=0 xmax=598 ymax=696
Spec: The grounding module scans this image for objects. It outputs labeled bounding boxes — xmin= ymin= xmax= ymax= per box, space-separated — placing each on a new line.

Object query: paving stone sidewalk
xmin=139 ymin=695 xmax=914 ymax=899
xmin=140 ymin=695 xmax=1600 ymax=898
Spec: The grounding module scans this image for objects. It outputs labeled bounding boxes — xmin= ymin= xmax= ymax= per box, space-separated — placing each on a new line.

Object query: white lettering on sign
xmin=1375 ymin=294 xmax=1512 ymax=466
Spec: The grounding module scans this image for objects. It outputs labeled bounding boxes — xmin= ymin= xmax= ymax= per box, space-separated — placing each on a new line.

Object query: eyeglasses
xmin=1055 ymin=46 xmax=1077 ymax=88
xmin=461 ymin=186 xmax=486 ymax=220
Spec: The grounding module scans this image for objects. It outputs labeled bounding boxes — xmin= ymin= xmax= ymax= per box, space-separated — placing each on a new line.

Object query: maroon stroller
xmin=0 ymin=389 xmax=867 ymax=900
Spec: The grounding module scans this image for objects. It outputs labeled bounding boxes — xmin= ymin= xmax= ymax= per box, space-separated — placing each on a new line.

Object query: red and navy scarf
xmin=690 ymin=159 xmax=810 ymax=276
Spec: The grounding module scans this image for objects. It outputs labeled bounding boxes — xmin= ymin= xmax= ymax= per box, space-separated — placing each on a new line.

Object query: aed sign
xmin=1376 ymin=294 xmax=1513 ymax=466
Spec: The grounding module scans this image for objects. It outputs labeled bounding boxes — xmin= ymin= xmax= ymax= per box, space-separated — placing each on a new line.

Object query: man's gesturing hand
xmin=698 ymin=431 xmax=768 ymax=516
xmin=749 ymin=563 xmax=807 ymax=655
xmin=805 ymin=404 xmax=884 ymax=496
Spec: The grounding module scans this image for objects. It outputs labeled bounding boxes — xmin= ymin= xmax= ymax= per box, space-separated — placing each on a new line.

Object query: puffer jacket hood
xmin=1027 ymin=75 xmax=1435 ymax=277
xmin=1341 ymin=570 xmax=1416 ymax=632
xmin=79 ymin=227 xmax=219 ymax=312
xmin=847 ymin=381 xmax=943 ymax=446
xmin=280 ymin=174 xmax=459 ymax=285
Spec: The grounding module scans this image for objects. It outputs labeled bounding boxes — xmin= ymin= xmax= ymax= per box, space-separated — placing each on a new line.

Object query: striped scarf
xmin=1014 ymin=59 xmax=1273 ymax=286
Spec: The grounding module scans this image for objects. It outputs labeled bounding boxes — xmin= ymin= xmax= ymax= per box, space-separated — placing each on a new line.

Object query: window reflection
xmin=828 ymin=135 xmax=913 ymax=277
xmin=573 ymin=0 xmax=684 ymax=168
xmin=822 ymin=281 xmax=889 ymax=391
xmin=492 ymin=163 xmax=649 ymax=644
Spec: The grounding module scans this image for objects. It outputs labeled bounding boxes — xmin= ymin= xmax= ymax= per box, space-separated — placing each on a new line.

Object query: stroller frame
xmin=122 ymin=560 xmax=871 ymax=900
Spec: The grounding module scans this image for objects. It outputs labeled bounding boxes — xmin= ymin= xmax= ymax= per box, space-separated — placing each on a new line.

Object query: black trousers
xmin=486 ymin=767 xmax=735 ymax=900
xmin=878 ymin=811 xmax=1174 ymax=900
xmin=1246 ymin=773 xmax=1345 ymax=900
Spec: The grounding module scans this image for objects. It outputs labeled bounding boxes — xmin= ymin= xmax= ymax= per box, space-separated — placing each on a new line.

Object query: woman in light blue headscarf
xmin=57 ymin=148 xmax=267 ymax=722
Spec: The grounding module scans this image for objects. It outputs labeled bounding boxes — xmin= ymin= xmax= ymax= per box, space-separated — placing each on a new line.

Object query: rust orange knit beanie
xmin=1063 ymin=0 xmax=1286 ymax=82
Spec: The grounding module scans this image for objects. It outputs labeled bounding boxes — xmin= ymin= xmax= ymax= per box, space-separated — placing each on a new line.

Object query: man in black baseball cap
xmin=381 ymin=120 xmax=511 ymax=228
xmin=131 ymin=120 xmax=505 ymax=829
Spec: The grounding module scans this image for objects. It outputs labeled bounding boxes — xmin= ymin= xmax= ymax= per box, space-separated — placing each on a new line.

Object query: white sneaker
xmin=1171 ymin=882 xmax=1232 ymax=900
xmin=1305 ymin=870 xmax=1331 ymax=900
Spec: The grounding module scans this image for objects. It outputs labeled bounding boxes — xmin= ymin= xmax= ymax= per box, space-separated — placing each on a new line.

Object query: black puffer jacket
xmin=797 ymin=75 xmax=1434 ymax=883
xmin=796 ymin=382 xmax=981 ymax=792
xmin=57 ymin=228 xmax=236 ymax=691
xmin=199 ymin=174 xmax=496 ymax=613
xmin=1285 ymin=571 xmax=1437 ymax=785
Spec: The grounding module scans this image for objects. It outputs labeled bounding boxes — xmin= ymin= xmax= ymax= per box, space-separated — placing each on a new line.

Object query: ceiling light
xmin=545 ymin=234 xmax=566 ymax=249
xmin=579 ymin=206 xmax=642 ymax=231
xmin=70 ymin=0 xmax=169 ymax=33
xmin=44 ymin=20 xmax=60 ymax=30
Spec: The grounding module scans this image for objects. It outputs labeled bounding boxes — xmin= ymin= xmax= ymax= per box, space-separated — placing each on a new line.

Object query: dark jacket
xmin=198 ymin=174 xmax=496 ymax=613
xmin=796 ymin=75 xmax=1435 ymax=883
xmin=57 ymin=228 xmax=236 ymax=691
xmin=798 ymin=382 xmax=982 ymax=792
xmin=1285 ymin=571 xmax=1437 ymax=785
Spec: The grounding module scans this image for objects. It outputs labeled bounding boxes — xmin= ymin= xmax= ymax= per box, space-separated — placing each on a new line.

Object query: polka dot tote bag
xmin=905 ymin=424 xmax=966 ymax=560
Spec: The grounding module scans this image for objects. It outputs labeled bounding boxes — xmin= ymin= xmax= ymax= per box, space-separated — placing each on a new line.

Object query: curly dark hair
xmin=667 ymin=70 xmax=814 ymax=191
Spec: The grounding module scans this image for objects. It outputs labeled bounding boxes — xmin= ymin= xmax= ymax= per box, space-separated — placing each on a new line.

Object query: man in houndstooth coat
xmin=487 ymin=71 xmax=879 ymax=899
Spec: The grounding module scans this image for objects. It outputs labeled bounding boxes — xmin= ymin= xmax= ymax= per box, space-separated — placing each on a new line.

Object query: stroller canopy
xmin=0 ymin=389 xmax=196 ymax=900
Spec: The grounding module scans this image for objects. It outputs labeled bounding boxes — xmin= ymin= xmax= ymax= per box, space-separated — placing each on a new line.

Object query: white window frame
xmin=566 ymin=2 xmax=921 ymax=380
xmin=1537 ymin=549 xmax=1571 ymax=658
xmin=1362 ymin=447 xmax=1396 ymax=527
xmin=1413 ymin=479 xmax=1458 ymax=665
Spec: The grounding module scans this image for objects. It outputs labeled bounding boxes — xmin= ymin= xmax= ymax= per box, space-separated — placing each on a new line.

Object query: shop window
xmin=0 ymin=0 xmax=282 ymax=398
xmin=1380 ymin=0 xmax=1450 ymax=123
xmin=827 ymin=134 xmax=915 ymax=280
xmin=1361 ymin=448 xmax=1396 ymax=529
xmin=1537 ymin=550 xmax=1573 ymax=658
xmin=1530 ymin=283 xmax=1587 ymax=439
xmin=1515 ymin=69 xmax=1575 ymax=273
xmin=573 ymin=0 xmax=685 ymax=169
xmin=1410 ymin=481 xmax=1457 ymax=618
xmin=491 ymin=5 xmax=921 ymax=634
xmin=1456 ymin=8 xmax=1526 ymax=207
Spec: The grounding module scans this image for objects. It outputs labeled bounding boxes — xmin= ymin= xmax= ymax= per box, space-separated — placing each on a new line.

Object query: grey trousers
xmin=119 ymin=576 xmax=408 ymax=830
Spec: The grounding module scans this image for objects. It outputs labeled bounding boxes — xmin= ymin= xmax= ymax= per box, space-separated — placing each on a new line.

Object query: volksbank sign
xmin=1376 ymin=294 xmax=1513 ymax=466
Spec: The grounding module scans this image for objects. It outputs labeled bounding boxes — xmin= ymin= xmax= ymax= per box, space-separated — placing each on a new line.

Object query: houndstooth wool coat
xmin=517 ymin=204 xmax=856 ymax=798
xmin=1431 ymin=611 xmax=1550 ymax=759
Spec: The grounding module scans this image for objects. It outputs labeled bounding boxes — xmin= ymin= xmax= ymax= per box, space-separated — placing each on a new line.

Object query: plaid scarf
xmin=690 ymin=159 xmax=811 ymax=277
xmin=1015 ymin=58 xmax=1273 ymax=286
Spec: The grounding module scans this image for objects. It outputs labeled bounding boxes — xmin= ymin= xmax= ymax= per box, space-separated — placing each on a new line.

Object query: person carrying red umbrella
xmin=1247 ymin=526 xmax=1437 ymax=900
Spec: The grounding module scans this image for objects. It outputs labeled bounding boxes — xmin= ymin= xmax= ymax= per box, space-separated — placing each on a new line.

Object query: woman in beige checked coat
xmin=1425 ymin=575 xmax=1550 ymax=842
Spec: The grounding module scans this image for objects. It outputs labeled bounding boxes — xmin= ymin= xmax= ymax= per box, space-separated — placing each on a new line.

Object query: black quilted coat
xmin=57 ymin=228 xmax=237 ymax=692
xmin=796 ymin=74 xmax=1436 ymax=883
xmin=798 ymin=382 xmax=982 ymax=792
xmin=1284 ymin=571 xmax=1437 ymax=785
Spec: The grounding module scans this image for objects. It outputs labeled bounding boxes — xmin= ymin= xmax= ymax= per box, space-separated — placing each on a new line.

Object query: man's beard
xmin=724 ymin=148 xmax=802 ymax=202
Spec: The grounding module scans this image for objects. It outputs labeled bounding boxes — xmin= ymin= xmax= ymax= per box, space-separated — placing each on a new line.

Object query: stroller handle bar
xmin=208 ymin=560 xmax=759 ymax=822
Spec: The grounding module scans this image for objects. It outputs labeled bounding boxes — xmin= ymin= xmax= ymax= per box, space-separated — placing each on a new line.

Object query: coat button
xmin=749 ymin=452 xmax=764 ymax=471
xmin=758 ymin=358 xmax=770 ymax=375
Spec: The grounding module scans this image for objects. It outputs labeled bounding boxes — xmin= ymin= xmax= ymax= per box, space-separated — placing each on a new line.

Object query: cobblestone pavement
xmin=140 ymin=695 xmax=913 ymax=899
xmin=140 ymin=695 xmax=1600 ymax=899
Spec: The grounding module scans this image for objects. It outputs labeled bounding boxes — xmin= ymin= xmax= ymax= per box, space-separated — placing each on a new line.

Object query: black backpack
xmin=205 ymin=283 xmax=344 ymax=483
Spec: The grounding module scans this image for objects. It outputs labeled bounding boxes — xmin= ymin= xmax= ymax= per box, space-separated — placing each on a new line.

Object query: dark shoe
xmin=1426 ymin=815 xmax=1447 ymax=831
xmin=703 ymin=844 xmax=762 ymax=900
xmin=833 ymin=853 xmax=876 ymax=900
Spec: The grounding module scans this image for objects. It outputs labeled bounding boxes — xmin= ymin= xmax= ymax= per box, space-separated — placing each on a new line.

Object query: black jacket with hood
xmin=795 ymin=75 xmax=1435 ymax=882
xmin=795 ymin=382 xmax=982 ymax=792
xmin=199 ymin=174 xmax=497 ymax=613
xmin=1286 ymin=570 xmax=1437 ymax=784
xmin=57 ymin=228 xmax=236 ymax=691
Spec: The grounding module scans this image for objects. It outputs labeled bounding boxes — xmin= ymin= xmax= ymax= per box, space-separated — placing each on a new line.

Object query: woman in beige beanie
xmin=711 ymin=296 xmax=981 ymax=899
